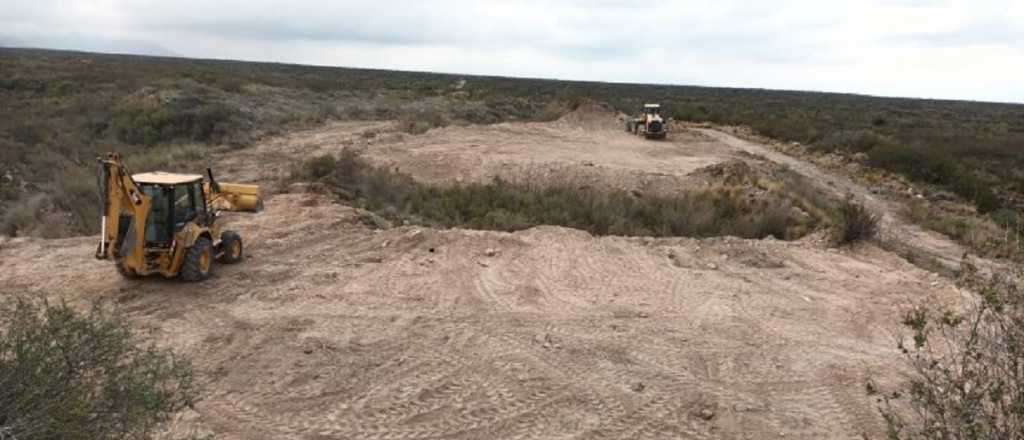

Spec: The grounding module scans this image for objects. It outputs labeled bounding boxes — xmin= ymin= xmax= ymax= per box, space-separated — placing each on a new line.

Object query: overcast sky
xmin=3 ymin=0 xmax=1022 ymax=103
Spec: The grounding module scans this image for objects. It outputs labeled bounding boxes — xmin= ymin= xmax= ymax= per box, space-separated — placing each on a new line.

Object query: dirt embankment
xmin=0 ymin=111 xmax=977 ymax=439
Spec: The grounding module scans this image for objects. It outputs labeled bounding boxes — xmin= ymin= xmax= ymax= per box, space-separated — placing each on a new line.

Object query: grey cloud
xmin=0 ymin=0 xmax=1021 ymax=102
xmin=3 ymin=32 xmax=178 ymax=57
xmin=888 ymin=19 xmax=1023 ymax=48
xmin=0 ymin=35 xmax=25 ymax=47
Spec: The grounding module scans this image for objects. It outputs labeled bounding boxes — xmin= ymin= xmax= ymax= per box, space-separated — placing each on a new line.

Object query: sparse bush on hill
xmin=297 ymin=151 xmax=823 ymax=239
xmin=818 ymin=129 xmax=893 ymax=153
xmin=873 ymin=265 xmax=1024 ymax=439
xmin=831 ymin=197 xmax=879 ymax=246
xmin=904 ymin=201 xmax=1024 ymax=262
xmin=0 ymin=297 xmax=197 ymax=440
xmin=111 ymin=99 xmax=243 ymax=146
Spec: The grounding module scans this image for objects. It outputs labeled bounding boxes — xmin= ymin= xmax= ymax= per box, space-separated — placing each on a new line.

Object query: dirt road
xmin=0 ymin=108 xmax=971 ymax=439
xmin=697 ymin=129 xmax=968 ymax=274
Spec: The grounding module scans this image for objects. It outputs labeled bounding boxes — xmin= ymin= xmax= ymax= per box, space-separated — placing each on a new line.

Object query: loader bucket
xmin=213 ymin=183 xmax=264 ymax=212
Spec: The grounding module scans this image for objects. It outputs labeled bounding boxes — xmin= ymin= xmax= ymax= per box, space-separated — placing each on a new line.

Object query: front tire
xmin=180 ymin=237 xmax=213 ymax=282
xmin=218 ymin=231 xmax=243 ymax=264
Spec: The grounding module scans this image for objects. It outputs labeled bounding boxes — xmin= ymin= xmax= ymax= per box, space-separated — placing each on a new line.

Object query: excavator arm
xmin=95 ymin=153 xmax=151 ymax=274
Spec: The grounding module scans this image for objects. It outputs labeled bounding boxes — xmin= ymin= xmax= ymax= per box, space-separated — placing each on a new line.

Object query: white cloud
xmin=2 ymin=0 xmax=1022 ymax=102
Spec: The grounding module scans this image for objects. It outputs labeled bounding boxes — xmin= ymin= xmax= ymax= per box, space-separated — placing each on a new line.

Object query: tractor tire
xmin=115 ymin=257 xmax=139 ymax=279
xmin=218 ymin=231 xmax=243 ymax=264
xmin=180 ymin=236 xmax=213 ymax=282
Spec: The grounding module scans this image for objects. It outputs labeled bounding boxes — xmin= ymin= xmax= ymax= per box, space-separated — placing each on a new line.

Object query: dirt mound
xmin=691 ymin=159 xmax=759 ymax=186
xmin=554 ymin=101 xmax=622 ymax=131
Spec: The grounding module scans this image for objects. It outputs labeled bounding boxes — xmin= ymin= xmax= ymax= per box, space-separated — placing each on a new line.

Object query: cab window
xmin=192 ymin=182 xmax=207 ymax=223
xmin=173 ymin=184 xmax=195 ymax=228
xmin=142 ymin=185 xmax=171 ymax=245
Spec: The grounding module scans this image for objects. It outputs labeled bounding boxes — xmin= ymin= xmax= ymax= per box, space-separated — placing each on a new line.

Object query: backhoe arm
xmin=95 ymin=153 xmax=151 ymax=273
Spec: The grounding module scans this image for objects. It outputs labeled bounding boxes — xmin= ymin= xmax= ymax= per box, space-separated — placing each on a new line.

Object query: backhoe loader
xmin=626 ymin=103 xmax=669 ymax=140
xmin=94 ymin=152 xmax=263 ymax=281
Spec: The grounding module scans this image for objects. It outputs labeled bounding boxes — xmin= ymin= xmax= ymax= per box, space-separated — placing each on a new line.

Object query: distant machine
xmin=626 ymin=103 xmax=669 ymax=140
xmin=94 ymin=152 xmax=263 ymax=281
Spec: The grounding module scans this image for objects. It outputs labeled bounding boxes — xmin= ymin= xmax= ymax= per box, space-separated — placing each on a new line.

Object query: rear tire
xmin=218 ymin=231 xmax=243 ymax=264
xmin=180 ymin=237 xmax=213 ymax=282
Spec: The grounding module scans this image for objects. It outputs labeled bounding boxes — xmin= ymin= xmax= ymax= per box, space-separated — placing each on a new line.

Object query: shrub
xmin=298 ymin=151 xmax=819 ymax=239
xmin=0 ymin=297 xmax=197 ymax=440
xmin=874 ymin=265 xmax=1024 ymax=439
xmin=8 ymin=124 xmax=42 ymax=146
xmin=817 ymin=129 xmax=892 ymax=153
xmin=110 ymin=99 xmax=241 ymax=146
xmin=831 ymin=197 xmax=879 ymax=245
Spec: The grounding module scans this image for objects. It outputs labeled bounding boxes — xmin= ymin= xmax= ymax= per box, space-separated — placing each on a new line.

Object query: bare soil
xmin=0 ymin=107 xmax=974 ymax=439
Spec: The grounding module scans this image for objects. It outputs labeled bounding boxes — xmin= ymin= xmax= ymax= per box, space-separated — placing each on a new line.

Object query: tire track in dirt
xmin=0 ymin=110 xmax=976 ymax=439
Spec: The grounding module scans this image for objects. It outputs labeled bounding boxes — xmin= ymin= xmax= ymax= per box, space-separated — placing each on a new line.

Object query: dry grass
xmin=297 ymin=151 xmax=830 ymax=240
xmin=905 ymin=200 xmax=1024 ymax=261
xmin=831 ymin=197 xmax=880 ymax=246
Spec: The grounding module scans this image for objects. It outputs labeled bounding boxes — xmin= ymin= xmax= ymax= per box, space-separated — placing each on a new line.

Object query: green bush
xmin=868 ymin=143 xmax=1000 ymax=212
xmin=874 ymin=266 xmax=1024 ymax=439
xmin=111 ymin=99 xmax=241 ymax=146
xmin=0 ymin=297 xmax=197 ymax=440
xmin=817 ymin=129 xmax=892 ymax=153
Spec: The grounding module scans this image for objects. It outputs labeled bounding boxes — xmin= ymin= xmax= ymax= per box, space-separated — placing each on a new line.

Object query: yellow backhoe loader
xmin=94 ymin=152 xmax=263 ymax=281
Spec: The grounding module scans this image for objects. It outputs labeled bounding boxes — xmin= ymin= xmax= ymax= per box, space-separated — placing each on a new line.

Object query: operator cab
xmin=133 ymin=172 xmax=209 ymax=247
xmin=643 ymin=103 xmax=661 ymax=116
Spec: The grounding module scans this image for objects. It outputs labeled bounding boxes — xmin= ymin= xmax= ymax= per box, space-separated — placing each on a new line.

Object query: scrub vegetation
xmin=2 ymin=48 xmax=1021 ymax=242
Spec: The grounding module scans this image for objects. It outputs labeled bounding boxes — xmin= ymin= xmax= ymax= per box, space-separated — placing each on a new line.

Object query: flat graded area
xmin=0 ymin=110 xmax=971 ymax=439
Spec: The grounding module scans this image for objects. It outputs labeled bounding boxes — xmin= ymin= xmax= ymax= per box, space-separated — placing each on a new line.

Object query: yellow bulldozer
xmin=94 ymin=152 xmax=263 ymax=281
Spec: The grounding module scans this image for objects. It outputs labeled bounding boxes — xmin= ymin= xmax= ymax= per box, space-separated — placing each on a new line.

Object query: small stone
xmin=484 ymin=248 xmax=498 ymax=257
xmin=303 ymin=348 xmax=314 ymax=355
xmin=632 ymin=382 xmax=645 ymax=393
xmin=699 ymin=409 xmax=715 ymax=420
xmin=706 ymin=263 xmax=718 ymax=270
